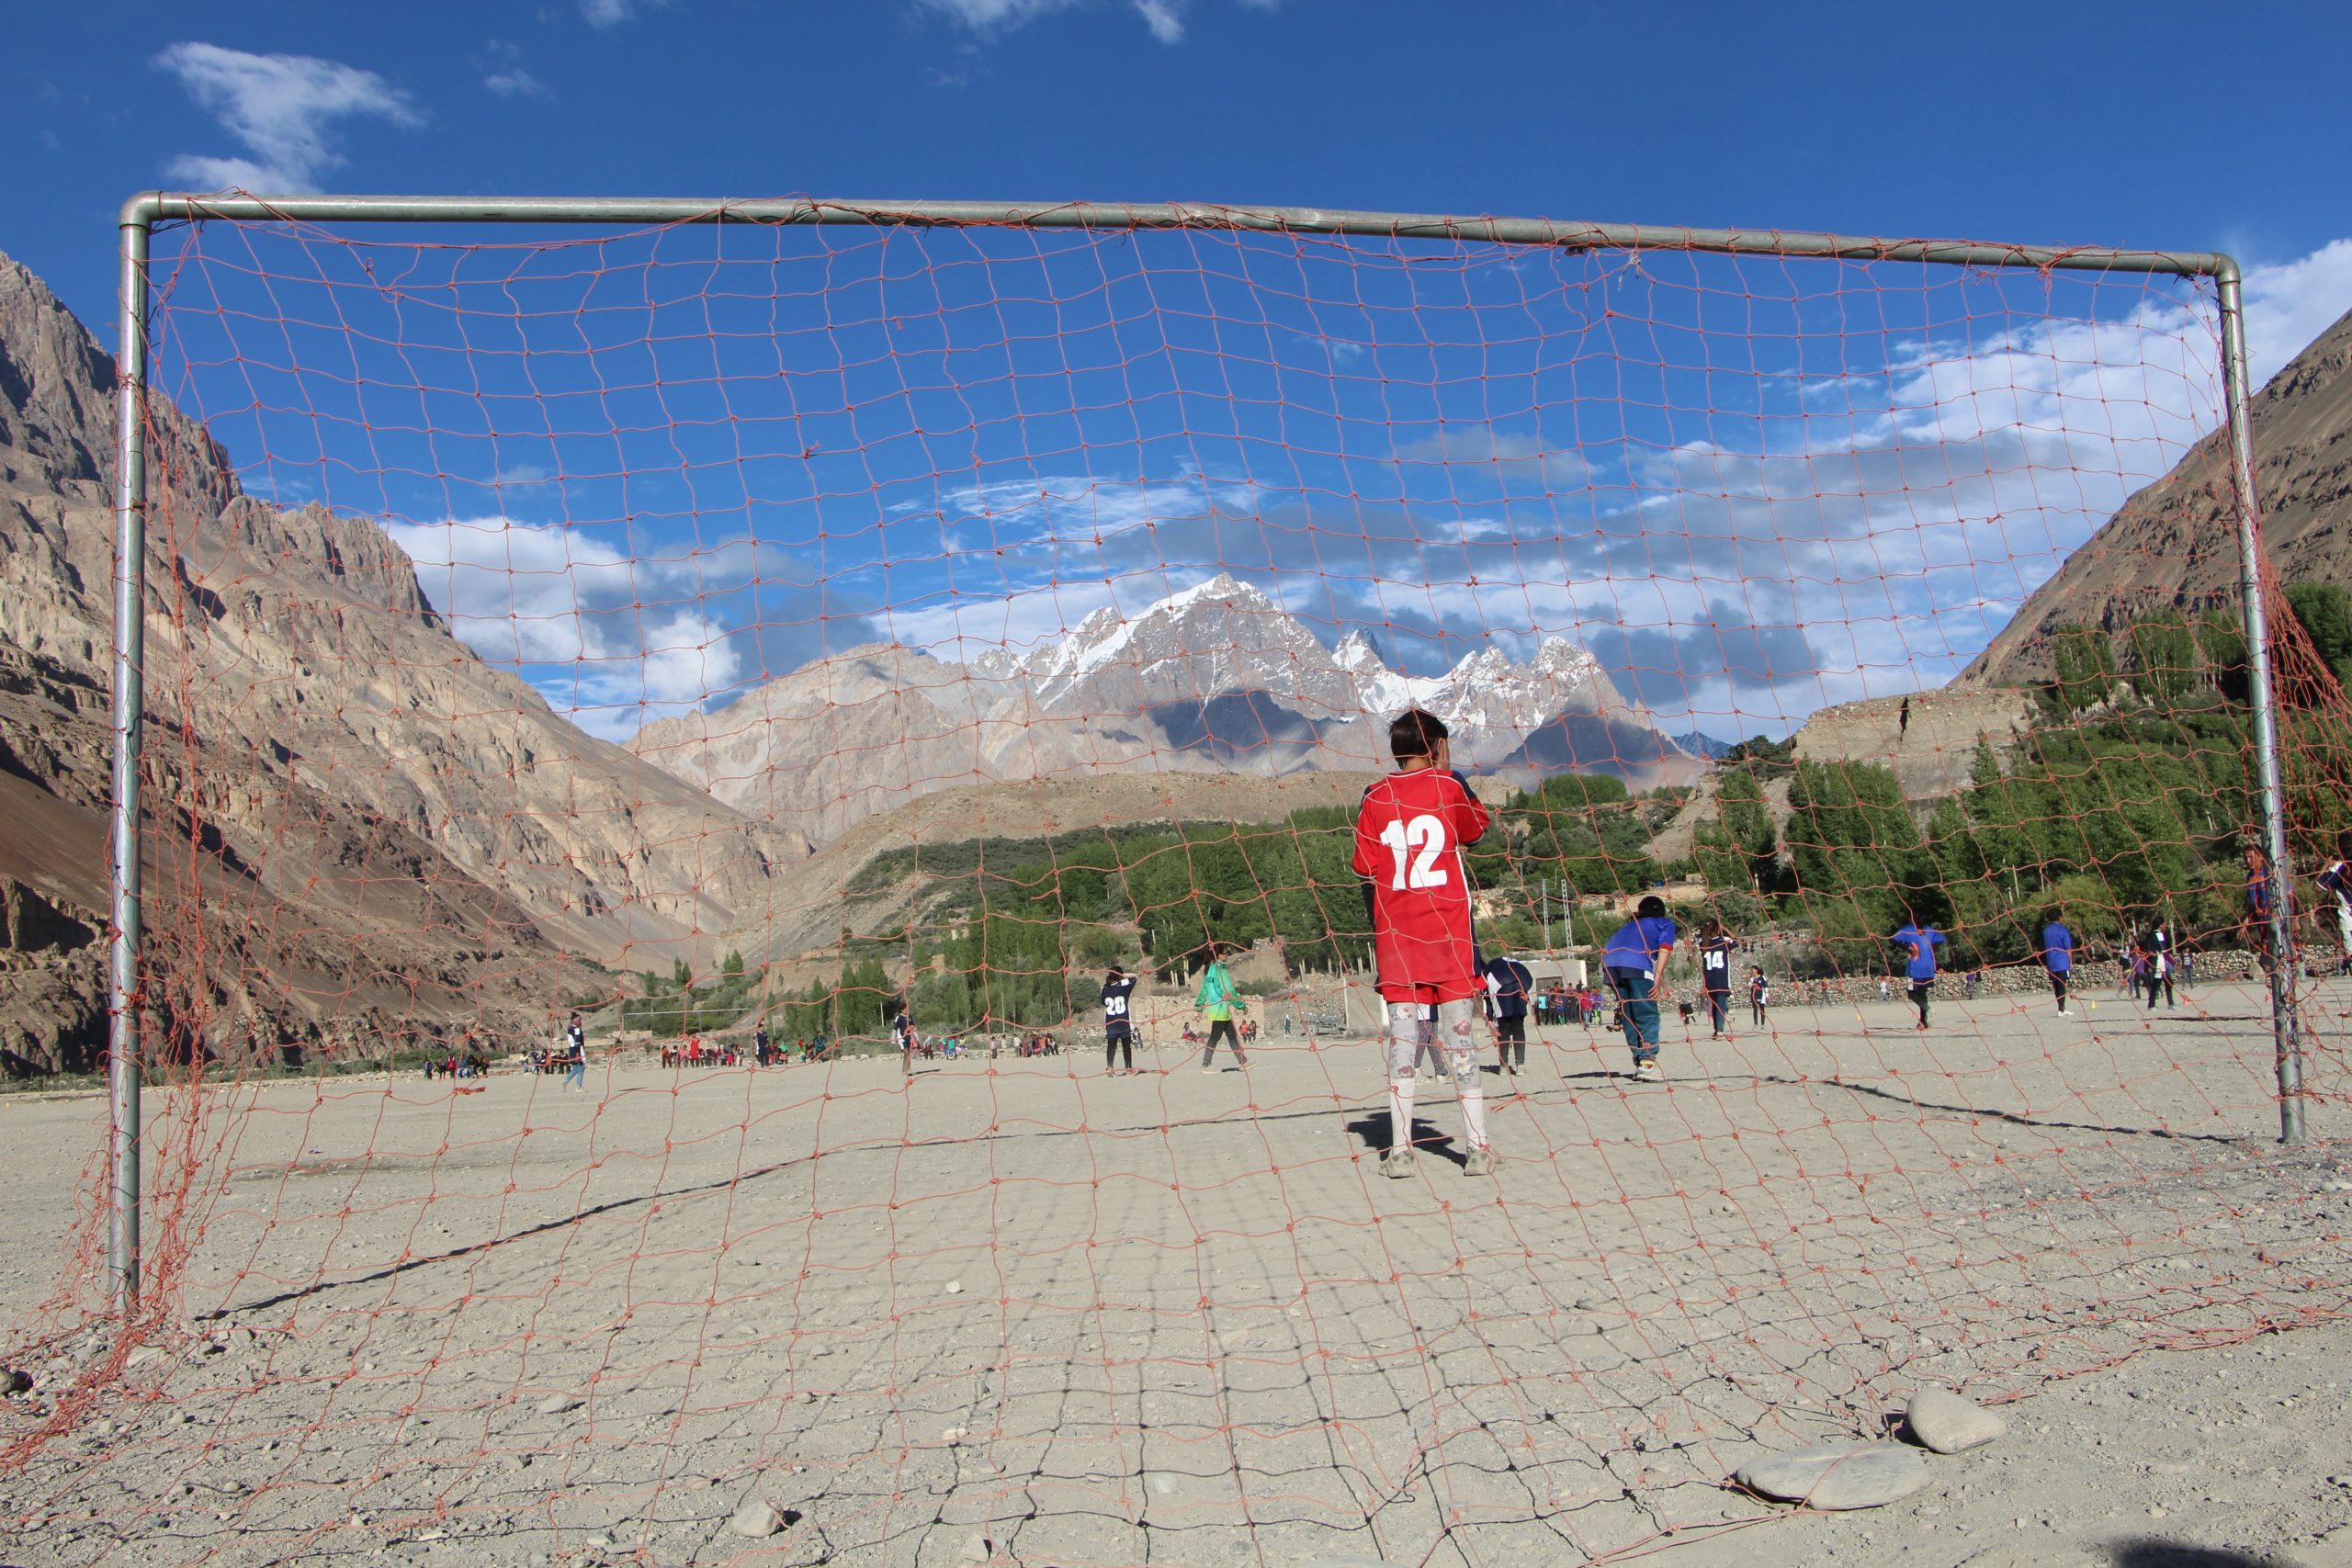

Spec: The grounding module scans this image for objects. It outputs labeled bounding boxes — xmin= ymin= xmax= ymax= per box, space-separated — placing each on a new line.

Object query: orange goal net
xmin=2 ymin=201 xmax=2346 ymax=1566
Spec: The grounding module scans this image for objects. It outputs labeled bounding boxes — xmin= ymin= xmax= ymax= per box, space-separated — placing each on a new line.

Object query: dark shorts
xmin=1105 ymin=1022 xmax=1132 ymax=1043
xmin=1496 ymin=1015 xmax=1525 ymax=1043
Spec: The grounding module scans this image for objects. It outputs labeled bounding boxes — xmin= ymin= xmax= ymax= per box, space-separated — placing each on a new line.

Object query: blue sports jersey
xmin=2041 ymin=922 xmax=2074 ymax=974
xmin=1891 ymin=923 xmax=1947 ymax=981
xmin=1603 ymin=915 xmax=1679 ymax=974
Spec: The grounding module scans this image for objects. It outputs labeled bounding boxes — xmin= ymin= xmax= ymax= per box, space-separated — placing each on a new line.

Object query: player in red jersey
xmin=1351 ymin=708 xmax=1497 ymax=1179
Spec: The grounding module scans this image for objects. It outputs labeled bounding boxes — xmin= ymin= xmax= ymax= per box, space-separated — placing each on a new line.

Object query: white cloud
xmin=1131 ymin=0 xmax=1186 ymax=42
xmin=2244 ymin=238 xmax=2352 ymax=387
xmin=484 ymin=67 xmax=549 ymax=97
xmin=1393 ymin=424 xmax=1594 ymax=491
xmin=385 ymin=517 xmax=742 ymax=739
xmin=581 ymin=0 xmax=641 ymax=26
xmin=155 ymin=42 xmax=419 ymax=193
xmin=914 ymin=0 xmax=1275 ymax=43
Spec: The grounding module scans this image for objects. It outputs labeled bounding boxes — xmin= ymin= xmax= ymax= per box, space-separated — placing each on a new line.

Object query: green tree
xmin=1959 ymin=737 xmax=2039 ymax=902
xmin=2284 ymin=581 xmax=2352 ymax=691
xmin=721 ymin=949 xmax=745 ymax=979
xmin=2048 ymin=625 xmax=2117 ymax=716
xmin=1691 ymin=818 xmax=1747 ymax=899
xmin=1782 ymin=760 xmax=1945 ymax=934
xmin=1717 ymin=764 xmax=1782 ymax=892
xmin=2198 ymin=611 xmax=2250 ymax=704
xmin=1722 ymin=735 xmax=1797 ymax=777
xmin=2126 ymin=610 xmax=2198 ymax=707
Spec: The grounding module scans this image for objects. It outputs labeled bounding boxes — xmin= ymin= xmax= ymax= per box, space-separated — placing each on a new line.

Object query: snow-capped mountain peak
xmin=1003 ymin=576 xmax=1636 ymax=739
xmin=629 ymin=571 xmax=1692 ymax=848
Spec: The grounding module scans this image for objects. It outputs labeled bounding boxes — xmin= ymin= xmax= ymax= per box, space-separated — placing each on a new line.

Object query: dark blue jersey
xmin=1482 ymin=956 xmax=1532 ymax=1019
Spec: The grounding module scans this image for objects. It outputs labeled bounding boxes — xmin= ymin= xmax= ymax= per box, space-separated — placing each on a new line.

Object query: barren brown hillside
xmin=0 ymin=251 xmax=800 ymax=1070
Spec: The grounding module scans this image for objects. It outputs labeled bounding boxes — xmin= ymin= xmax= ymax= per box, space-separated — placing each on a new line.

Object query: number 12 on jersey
xmin=1378 ymin=813 xmax=1451 ymax=891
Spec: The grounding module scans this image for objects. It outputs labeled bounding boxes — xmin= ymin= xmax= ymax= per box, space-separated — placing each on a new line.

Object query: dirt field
xmin=3 ymin=976 xmax=2348 ymax=1567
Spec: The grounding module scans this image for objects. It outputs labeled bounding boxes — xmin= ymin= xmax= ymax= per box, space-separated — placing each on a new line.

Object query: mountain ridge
xmin=632 ymin=570 xmax=1699 ymax=846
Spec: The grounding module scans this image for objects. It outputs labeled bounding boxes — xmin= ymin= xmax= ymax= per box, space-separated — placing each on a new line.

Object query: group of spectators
xmin=1528 ymin=984 xmax=1604 ymax=1027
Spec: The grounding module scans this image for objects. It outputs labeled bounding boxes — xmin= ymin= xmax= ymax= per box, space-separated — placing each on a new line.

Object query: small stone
xmin=942 ymin=1426 xmax=967 ymax=1445
xmin=0 ymin=1369 xmax=30 ymax=1395
xmin=1736 ymin=1443 xmax=1931 ymax=1510
xmin=945 ymin=1280 xmax=965 ymax=1295
xmin=1905 ymin=1388 xmax=2007 ymax=1453
xmin=536 ymin=1393 xmax=582 ymax=1416
xmin=729 ymin=1499 xmax=786 ymax=1538
xmin=956 ymin=1535 xmax=993 ymax=1565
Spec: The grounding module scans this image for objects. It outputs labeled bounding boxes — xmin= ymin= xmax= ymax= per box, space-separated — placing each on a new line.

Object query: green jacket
xmin=1193 ymin=961 xmax=1243 ymax=1021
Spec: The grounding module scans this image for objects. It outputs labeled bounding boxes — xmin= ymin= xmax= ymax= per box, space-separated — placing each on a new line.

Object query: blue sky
xmin=7 ymin=0 xmax=2352 ymax=743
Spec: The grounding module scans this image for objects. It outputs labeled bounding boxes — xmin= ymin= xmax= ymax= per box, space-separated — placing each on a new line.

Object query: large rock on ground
xmin=1736 ymin=1442 xmax=1931 ymax=1509
xmin=1905 ymin=1387 xmax=2007 ymax=1453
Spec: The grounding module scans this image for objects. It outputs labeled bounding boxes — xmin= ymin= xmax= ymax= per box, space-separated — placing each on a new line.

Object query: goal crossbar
xmin=121 ymin=190 xmax=2240 ymax=277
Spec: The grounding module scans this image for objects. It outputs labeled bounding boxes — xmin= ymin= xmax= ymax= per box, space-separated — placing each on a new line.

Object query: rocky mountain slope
xmin=1966 ymin=304 xmax=2352 ymax=684
xmin=0 ymin=251 xmax=799 ymax=1070
xmin=632 ymin=572 xmax=1698 ymax=845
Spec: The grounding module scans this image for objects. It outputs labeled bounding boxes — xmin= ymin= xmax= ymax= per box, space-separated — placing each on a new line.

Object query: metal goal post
xmin=102 ymin=193 xmax=2302 ymax=1316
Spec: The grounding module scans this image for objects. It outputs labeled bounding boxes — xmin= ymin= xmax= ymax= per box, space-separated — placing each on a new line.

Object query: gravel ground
xmin=1 ymin=975 xmax=2346 ymax=1567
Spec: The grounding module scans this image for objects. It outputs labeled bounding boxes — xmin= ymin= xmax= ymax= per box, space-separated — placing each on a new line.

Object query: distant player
xmin=1697 ymin=916 xmax=1737 ymax=1039
xmin=2245 ymin=837 xmax=2283 ymax=971
xmin=2040 ymin=907 xmax=2075 ymax=1015
xmin=2317 ymin=829 xmax=2352 ymax=977
xmin=1747 ymin=965 xmax=1770 ymax=1028
xmin=1351 ymin=708 xmax=1496 ymax=1178
xmin=1193 ymin=944 xmax=1249 ymax=1070
xmin=1602 ymin=895 xmax=1679 ymax=1080
xmin=1890 ymin=913 xmax=1948 ymax=1031
xmin=1101 ymin=964 xmax=1138 ymax=1075
xmin=2135 ymin=921 xmax=2171 ymax=1009
xmin=1482 ymin=950 xmax=1533 ymax=1075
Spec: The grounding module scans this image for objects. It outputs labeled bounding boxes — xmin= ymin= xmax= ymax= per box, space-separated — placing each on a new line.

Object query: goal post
xmin=104 ymin=196 xmax=2301 ymax=1314
xmin=54 ymin=188 xmax=2332 ymax=1564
